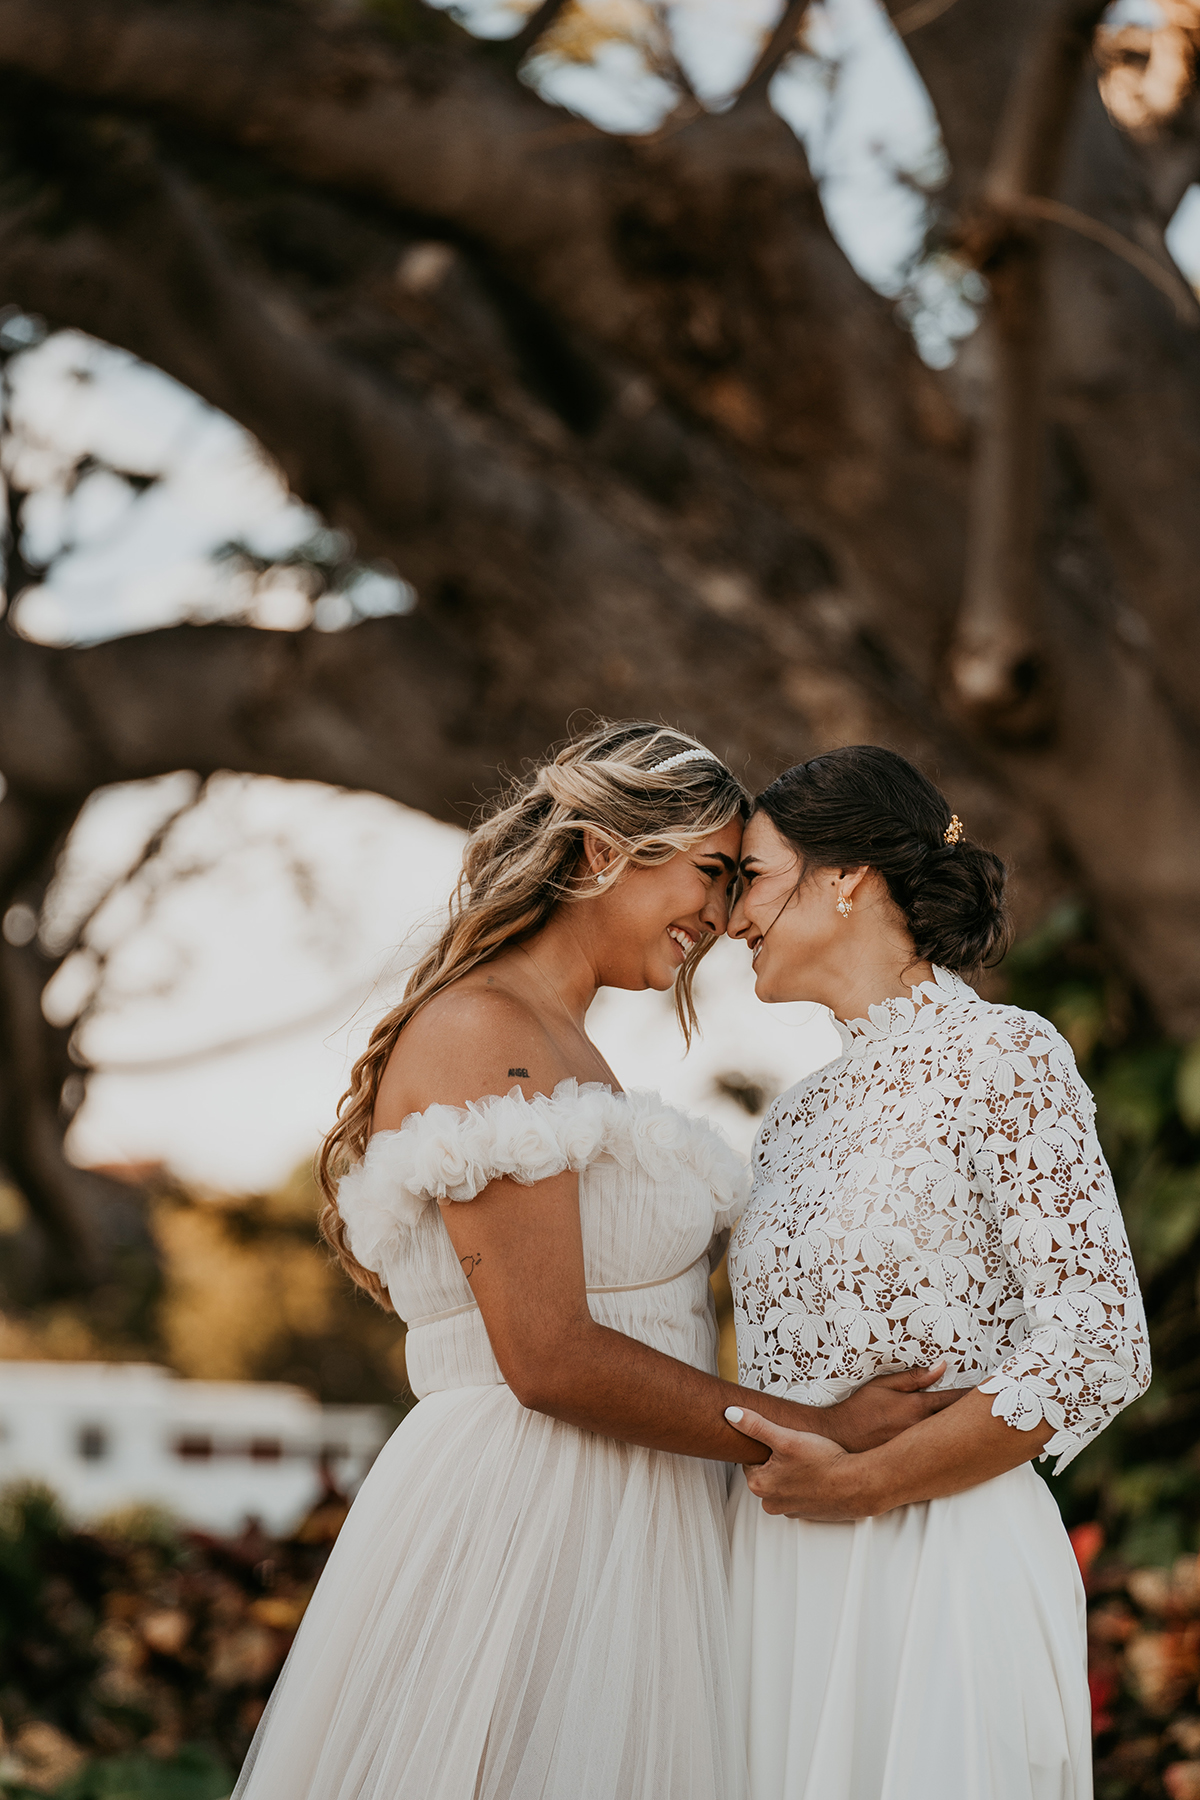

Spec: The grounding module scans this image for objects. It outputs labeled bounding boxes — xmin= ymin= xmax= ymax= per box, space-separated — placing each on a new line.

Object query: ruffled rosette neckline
xmin=336 ymin=1079 xmax=748 ymax=1280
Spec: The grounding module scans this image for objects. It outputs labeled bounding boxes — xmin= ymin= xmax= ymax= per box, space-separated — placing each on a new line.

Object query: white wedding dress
xmin=727 ymin=967 xmax=1151 ymax=1800
xmin=233 ymin=1081 xmax=750 ymax=1800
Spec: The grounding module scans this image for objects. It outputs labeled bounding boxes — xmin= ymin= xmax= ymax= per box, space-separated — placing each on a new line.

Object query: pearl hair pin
xmin=943 ymin=815 xmax=965 ymax=845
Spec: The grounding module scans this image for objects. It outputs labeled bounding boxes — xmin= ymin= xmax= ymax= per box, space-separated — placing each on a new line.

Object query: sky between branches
xmin=4 ymin=0 xmax=1196 ymax=1191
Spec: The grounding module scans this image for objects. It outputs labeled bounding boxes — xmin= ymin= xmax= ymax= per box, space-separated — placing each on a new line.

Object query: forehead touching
xmin=690 ymin=818 xmax=744 ymax=866
xmin=739 ymin=810 xmax=798 ymax=870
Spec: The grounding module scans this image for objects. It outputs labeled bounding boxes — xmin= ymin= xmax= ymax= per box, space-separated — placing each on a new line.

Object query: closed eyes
xmin=697 ymin=860 xmax=731 ymax=886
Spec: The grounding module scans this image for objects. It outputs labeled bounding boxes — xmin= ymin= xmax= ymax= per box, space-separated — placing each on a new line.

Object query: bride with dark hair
xmin=233 ymin=723 xmax=954 ymax=1800
xmin=725 ymin=745 xmax=1151 ymax=1800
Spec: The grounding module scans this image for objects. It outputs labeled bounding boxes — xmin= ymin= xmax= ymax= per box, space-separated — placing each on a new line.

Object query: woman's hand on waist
xmin=822 ymin=1362 xmax=968 ymax=1452
xmin=725 ymin=1408 xmax=870 ymax=1520
xmin=725 ymin=1385 xmax=1055 ymax=1519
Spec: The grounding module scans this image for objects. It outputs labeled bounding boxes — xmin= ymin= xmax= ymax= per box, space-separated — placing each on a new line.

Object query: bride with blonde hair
xmin=233 ymin=721 xmax=956 ymax=1800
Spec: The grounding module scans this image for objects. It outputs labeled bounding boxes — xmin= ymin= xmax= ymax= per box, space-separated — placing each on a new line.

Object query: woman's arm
xmin=724 ymin=1017 xmax=1152 ymax=1512
xmin=723 ymin=1388 xmax=1052 ymax=1514
xmin=439 ymin=1165 xmax=960 ymax=1464
xmin=968 ymin=1026 xmax=1151 ymax=1467
xmin=378 ymin=990 xmax=963 ymax=1461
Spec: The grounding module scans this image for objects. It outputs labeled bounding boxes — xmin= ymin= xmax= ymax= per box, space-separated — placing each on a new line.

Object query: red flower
xmin=1088 ymin=1668 xmax=1119 ymax=1736
xmin=1070 ymin=1521 xmax=1105 ymax=1587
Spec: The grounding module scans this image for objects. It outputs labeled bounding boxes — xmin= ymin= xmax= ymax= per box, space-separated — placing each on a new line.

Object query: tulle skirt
xmin=233 ymin=1385 xmax=747 ymax=1800
xmin=727 ymin=1461 xmax=1091 ymax=1800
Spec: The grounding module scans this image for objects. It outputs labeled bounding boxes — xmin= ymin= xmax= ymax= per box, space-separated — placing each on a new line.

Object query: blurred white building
xmin=0 ymin=1361 xmax=390 ymax=1535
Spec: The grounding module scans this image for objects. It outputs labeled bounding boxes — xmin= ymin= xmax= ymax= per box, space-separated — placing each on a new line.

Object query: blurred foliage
xmin=8 ymin=1482 xmax=1200 ymax=1797
xmin=1000 ymin=904 xmax=1200 ymax=1285
xmin=0 ymin=1179 xmax=162 ymax=1372
xmin=0 ymin=1478 xmax=349 ymax=1795
xmin=0 ymin=1165 xmax=411 ymax=1412
xmin=150 ymin=1166 xmax=410 ymax=1405
xmin=1 ymin=1742 xmax=231 ymax=1800
xmin=1074 ymin=1525 xmax=1200 ymax=1800
xmin=996 ymin=906 xmax=1200 ymax=1566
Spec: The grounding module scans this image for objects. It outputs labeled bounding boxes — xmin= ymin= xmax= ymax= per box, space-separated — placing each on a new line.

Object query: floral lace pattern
xmin=728 ymin=967 xmax=1151 ymax=1471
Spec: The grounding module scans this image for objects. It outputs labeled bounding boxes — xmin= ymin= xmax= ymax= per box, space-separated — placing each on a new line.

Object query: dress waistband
xmin=405 ymin=1251 xmax=709 ymax=1331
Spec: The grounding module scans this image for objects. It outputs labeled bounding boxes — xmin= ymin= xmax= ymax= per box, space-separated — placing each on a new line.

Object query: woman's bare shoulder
xmin=373 ymin=976 xmax=564 ymax=1129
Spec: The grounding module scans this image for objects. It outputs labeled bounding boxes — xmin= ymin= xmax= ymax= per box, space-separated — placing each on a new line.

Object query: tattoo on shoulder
xmin=460 ymin=1252 xmax=483 ymax=1279
xmin=508 ymin=1067 xmax=529 ymax=1078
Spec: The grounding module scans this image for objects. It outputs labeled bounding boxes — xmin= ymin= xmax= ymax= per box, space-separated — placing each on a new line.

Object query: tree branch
xmin=3 ymin=0 xmax=1200 ymax=1052
xmin=0 ymin=57 xmax=979 ymax=757
xmin=503 ymin=0 xmax=574 ymax=65
xmin=984 ymin=3 xmax=1118 ymax=209
xmin=886 ymin=0 xmax=1200 ymax=734
xmin=734 ymin=0 xmax=811 ymax=110
xmin=0 ymin=116 xmax=967 ymax=835
xmin=0 ymin=0 xmax=965 ymax=601
xmin=0 ymin=789 xmax=158 ymax=1294
xmin=0 ymin=116 xmax=812 ymax=783
xmin=892 ymin=0 xmax=961 ymax=36
xmin=1010 ymin=194 xmax=1200 ymax=325
xmin=948 ymin=0 xmax=1109 ymax=731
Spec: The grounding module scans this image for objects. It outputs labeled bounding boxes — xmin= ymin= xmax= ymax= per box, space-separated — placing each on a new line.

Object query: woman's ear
xmin=581 ymin=830 xmax=616 ymax=882
xmin=839 ymin=864 xmax=871 ymax=899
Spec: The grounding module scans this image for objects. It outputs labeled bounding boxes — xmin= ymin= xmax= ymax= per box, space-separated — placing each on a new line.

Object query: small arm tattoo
xmin=460 ymin=1252 xmax=483 ymax=1279
xmin=508 ymin=1067 xmax=529 ymax=1078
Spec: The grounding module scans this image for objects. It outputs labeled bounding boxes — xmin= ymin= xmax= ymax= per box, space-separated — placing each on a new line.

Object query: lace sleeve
xmin=971 ymin=1020 xmax=1151 ymax=1472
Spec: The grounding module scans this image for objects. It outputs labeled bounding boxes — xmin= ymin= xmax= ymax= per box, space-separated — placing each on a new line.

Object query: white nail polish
xmin=725 ymin=1406 xmax=743 ymax=1423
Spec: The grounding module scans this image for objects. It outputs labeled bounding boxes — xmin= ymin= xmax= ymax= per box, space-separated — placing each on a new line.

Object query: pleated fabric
xmin=727 ymin=1461 xmax=1091 ymax=1800
xmin=337 ymin=1080 xmax=748 ymax=1401
xmin=234 ymin=1388 xmax=744 ymax=1800
xmin=232 ymin=1086 xmax=751 ymax=1800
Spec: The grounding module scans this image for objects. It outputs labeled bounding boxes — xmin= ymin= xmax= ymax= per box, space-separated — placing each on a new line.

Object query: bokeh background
xmin=3 ymin=0 xmax=1200 ymax=1794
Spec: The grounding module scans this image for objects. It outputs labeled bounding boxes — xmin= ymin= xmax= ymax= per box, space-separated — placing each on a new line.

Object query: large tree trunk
xmin=1 ymin=0 xmax=1199 ymax=1280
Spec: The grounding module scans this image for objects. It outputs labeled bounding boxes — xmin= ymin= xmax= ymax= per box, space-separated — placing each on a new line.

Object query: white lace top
xmin=728 ymin=967 xmax=1151 ymax=1471
xmin=337 ymin=1081 xmax=748 ymax=1400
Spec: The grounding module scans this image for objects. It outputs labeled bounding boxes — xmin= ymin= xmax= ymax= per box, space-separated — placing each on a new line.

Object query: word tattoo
xmin=508 ymin=1067 xmax=530 ymax=1078
xmin=460 ymin=1252 xmax=483 ymax=1279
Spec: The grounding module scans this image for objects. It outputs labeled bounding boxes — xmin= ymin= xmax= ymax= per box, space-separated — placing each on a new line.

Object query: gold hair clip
xmin=943 ymin=815 xmax=964 ymax=845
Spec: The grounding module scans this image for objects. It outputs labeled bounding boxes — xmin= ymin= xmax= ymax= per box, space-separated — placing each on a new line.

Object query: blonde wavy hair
xmin=318 ymin=720 xmax=750 ymax=1307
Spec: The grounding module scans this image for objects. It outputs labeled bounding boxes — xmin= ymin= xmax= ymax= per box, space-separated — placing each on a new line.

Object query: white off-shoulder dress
xmin=233 ymin=1081 xmax=750 ymax=1800
xmin=727 ymin=968 xmax=1151 ymax=1800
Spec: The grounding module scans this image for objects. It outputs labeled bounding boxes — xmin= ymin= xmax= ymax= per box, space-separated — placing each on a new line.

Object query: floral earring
xmin=836 ymin=893 xmax=853 ymax=917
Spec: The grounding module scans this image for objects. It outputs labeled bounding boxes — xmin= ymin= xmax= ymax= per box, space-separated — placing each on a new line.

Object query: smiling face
xmin=726 ymin=811 xmax=815 ymax=1002
xmin=728 ymin=810 xmax=927 ymax=1012
xmin=588 ymin=819 xmax=744 ymax=992
xmin=725 ymin=810 xmax=862 ymax=1005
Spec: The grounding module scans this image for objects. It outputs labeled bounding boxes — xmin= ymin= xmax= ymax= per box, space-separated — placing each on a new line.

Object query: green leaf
xmin=1177 ymin=1036 xmax=1200 ymax=1133
xmin=51 ymin=1747 xmax=231 ymax=1800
